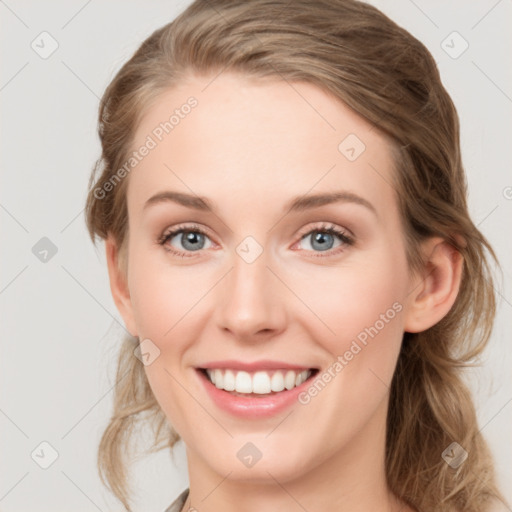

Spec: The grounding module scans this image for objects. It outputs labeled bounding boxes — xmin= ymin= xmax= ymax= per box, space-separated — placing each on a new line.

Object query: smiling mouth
xmin=199 ymin=368 xmax=319 ymax=396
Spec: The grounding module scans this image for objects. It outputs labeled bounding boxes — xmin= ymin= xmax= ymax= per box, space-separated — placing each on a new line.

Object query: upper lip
xmin=197 ymin=360 xmax=317 ymax=371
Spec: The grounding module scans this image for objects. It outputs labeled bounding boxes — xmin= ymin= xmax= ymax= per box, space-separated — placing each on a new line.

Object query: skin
xmin=106 ymin=72 xmax=462 ymax=512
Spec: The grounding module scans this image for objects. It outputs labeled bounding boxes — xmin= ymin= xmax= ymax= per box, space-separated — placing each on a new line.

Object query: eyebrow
xmin=143 ymin=190 xmax=377 ymax=216
xmin=144 ymin=191 xmax=212 ymax=211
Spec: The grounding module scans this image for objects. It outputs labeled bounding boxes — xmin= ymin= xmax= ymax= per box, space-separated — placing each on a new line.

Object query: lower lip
xmin=196 ymin=369 xmax=315 ymax=418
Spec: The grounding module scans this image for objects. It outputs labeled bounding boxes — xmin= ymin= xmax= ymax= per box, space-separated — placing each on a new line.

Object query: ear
xmin=403 ymin=237 xmax=463 ymax=333
xmin=105 ymin=235 xmax=138 ymax=337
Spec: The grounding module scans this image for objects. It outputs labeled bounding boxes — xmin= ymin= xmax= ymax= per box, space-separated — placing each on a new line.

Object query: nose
xmin=214 ymin=248 xmax=287 ymax=342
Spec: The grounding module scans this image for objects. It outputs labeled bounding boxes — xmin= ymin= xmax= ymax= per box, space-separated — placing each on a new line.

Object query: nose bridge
xmin=216 ymin=241 xmax=285 ymax=338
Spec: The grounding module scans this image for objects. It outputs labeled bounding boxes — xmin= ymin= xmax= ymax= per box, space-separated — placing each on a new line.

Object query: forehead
xmin=127 ymin=72 xmax=397 ymax=219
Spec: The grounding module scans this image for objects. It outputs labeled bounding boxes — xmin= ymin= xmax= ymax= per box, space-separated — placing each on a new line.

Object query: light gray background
xmin=1 ymin=1 xmax=510 ymax=511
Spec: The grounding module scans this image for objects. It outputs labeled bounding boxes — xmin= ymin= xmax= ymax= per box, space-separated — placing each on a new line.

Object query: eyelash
xmin=156 ymin=222 xmax=354 ymax=259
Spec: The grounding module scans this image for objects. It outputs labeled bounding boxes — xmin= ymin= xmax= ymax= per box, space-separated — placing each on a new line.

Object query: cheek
xmin=294 ymin=248 xmax=408 ymax=424
xmin=128 ymin=247 xmax=210 ymax=342
xmin=127 ymin=255 xmax=207 ymax=436
xmin=296 ymin=250 xmax=407 ymax=353
xmin=291 ymin=257 xmax=406 ymax=444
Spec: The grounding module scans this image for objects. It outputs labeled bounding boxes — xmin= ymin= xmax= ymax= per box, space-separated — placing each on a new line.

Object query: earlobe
xmin=105 ymin=235 xmax=138 ymax=337
xmin=403 ymin=238 xmax=463 ymax=333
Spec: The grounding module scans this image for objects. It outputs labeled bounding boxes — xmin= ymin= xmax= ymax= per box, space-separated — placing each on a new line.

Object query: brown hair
xmin=85 ymin=1 xmax=505 ymax=510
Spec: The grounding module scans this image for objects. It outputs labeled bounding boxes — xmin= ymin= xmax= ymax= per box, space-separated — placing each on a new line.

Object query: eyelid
xmin=158 ymin=222 xmax=213 ymax=243
xmin=296 ymin=221 xmax=353 ymax=241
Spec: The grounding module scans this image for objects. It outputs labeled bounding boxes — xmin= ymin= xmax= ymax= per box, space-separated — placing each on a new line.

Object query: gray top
xmin=164 ymin=488 xmax=189 ymax=512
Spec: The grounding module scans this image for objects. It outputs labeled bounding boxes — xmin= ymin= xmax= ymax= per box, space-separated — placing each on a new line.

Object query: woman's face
xmin=117 ymin=72 xmax=421 ymax=484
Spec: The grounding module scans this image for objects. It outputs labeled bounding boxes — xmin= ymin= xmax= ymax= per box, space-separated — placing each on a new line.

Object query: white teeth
xmin=295 ymin=370 xmax=309 ymax=387
xmin=252 ymin=371 xmax=271 ymax=394
xmin=284 ymin=370 xmax=296 ymax=390
xmin=270 ymin=371 xmax=285 ymax=392
xmin=214 ymin=369 xmax=224 ymax=389
xmin=223 ymin=369 xmax=236 ymax=391
xmin=235 ymin=371 xmax=253 ymax=393
xmin=204 ymin=368 xmax=312 ymax=394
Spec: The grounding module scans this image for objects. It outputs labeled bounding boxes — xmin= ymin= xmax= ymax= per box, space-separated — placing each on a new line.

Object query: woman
xmin=85 ymin=1 xmax=506 ymax=511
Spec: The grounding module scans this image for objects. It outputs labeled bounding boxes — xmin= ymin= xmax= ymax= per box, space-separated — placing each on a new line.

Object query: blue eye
xmin=158 ymin=224 xmax=213 ymax=257
xmin=303 ymin=230 xmax=339 ymax=251
xmin=297 ymin=226 xmax=354 ymax=256
xmin=158 ymin=223 xmax=354 ymax=258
